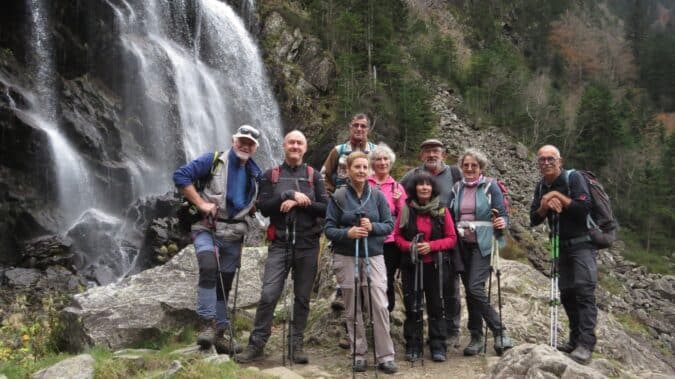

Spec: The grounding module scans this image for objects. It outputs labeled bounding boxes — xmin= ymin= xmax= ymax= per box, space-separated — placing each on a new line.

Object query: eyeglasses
xmin=351 ymin=123 xmax=368 ymax=129
xmin=237 ymin=125 xmax=261 ymax=139
xmin=462 ymin=163 xmax=479 ymax=169
xmin=537 ymin=156 xmax=558 ymax=164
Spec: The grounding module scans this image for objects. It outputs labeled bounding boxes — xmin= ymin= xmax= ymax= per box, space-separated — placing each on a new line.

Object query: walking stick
xmin=282 ymin=212 xmax=297 ymax=366
xmin=352 ymin=229 xmax=360 ymax=379
xmin=549 ymin=213 xmax=560 ymax=348
xmin=484 ymin=240 xmax=494 ymax=355
xmin=410 ymin=233 xmax=425 ymax=367
xmin=208 ymin=214 xmax=239 ymax=357
xmin=362 ymin=232 xmax=378 ymax=378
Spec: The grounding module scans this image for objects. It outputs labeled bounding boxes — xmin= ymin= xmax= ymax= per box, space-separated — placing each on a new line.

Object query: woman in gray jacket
xmin=325 ymin=151 xmax=398 ymax=375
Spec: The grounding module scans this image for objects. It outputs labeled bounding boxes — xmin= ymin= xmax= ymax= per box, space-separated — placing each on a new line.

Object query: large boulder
xmin=31 ymin=354 xmax=95 ymax=379
xmin=60 ymin=245 xmax=267 ymax=352
xmin=483 ymin=344 xmax=607 ymax=379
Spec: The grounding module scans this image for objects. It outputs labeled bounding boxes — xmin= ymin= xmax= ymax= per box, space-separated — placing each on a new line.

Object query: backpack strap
xmin=210 ymin=151 xmax=223 ymax=175
xmin=270 ymin=165 xmax=281 ymax=184
xmin=307 ymin=165 xmax=314 ymax=188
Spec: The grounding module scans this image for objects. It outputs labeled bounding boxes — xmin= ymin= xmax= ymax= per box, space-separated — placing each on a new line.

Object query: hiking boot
xmin=288 ymin=343 xmax=309 ymax=364
xmin=234 ymin=344 xmax=264 ymax=363
xmin=352 ymin=359 xmax=367 ymax=372
xmin=196 ymin=318 xmax=216 ymax=349
xmin=377 ymin=361 xmax=398 ymax=374
xmin=493 ymin=331 xmax=515 ymax=356
xmin=570 ymin=345 xmax=592 ymax=365
xmin=447 ymin=332 xmax=461 ymax=348
xmin=331 ymin=288 xmax=345 ymax=311
xmin=557 ymin=341 xmax=576 ymax=354
xmin=338 ymin=336 xmax=350 ymax=349
xmin=432 ymin=350 xmax=446 ymax=362
xmin=214 ymin=328 xmax=242 ymax=355
xmin=405 ymin=345 xmax=420 ymax=362
xmin=463 ymin=335 xmax=485 ymax=356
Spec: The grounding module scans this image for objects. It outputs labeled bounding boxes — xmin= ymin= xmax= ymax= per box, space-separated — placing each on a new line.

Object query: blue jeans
xmin=193 ymin=231 xmax=242 ymax=329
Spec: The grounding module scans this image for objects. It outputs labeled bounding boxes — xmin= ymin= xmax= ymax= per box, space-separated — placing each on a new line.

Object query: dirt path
xmin=237 ymin=335 xmax=498 ymax=378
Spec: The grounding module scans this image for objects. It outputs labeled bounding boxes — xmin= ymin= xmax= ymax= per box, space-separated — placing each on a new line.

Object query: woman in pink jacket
xmin=394 ymin=172 xmax=460 ymax=363
xmin=368 ymin=143 xmax=407 ymax=312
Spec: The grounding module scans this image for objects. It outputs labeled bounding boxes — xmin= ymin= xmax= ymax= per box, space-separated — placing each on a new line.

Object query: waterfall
xmin=21 ymin=0 xmax=283 ymax=283
xmin=26 ymin=0 xmax=98 ymax=227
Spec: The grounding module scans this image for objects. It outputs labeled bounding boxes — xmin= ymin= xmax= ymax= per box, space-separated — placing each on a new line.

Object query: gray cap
xmin=420 ymin=139 xmax=444 ymax=149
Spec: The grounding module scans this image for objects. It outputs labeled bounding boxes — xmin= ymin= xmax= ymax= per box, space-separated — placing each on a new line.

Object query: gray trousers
xmin=248 ymin=241 xmax=318 ymax=348
xmin=334 ymin=253 xmax=395 ymax=364
xmin=460 ymin=243 xmax=504 ymax=337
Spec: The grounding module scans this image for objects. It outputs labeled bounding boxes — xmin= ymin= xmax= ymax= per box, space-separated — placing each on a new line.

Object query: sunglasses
xmin=237 ymin=125 xmax=260 ymax=139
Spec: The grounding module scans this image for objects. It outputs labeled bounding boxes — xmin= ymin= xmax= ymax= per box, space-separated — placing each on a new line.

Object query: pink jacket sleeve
xmin=393 ymin=212 xmax=411 ymax=253
xmin=428 ymin=210 xmax=458 ymax=252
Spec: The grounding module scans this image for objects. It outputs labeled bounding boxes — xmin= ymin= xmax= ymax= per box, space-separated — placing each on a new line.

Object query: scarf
xmin=462 ymin=174 xmax=484 ymax=187
xmin=399 ymin=196 xmax=443 ymax=230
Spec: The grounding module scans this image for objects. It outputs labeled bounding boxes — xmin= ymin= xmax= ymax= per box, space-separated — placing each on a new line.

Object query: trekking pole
xmin=490 ymin=209 xmax=505 ymax=355
xmin=230 ymin=264 xmax=240 ymax=358
xmin=549 ymin=213 xmax=560 ymax=348
xmin=484 ymin=238 xmax=494 ymax=355
xmin=362 ymin=233 xmax=378 ymax=378
xmin=207 ymin=213 xmax=238 ymax=357
xmin=352 ymin=227 xmax=360 ymax=379
xmin=411 ymin=233 xmax=425 ymax=368
xmin=282 ymin=212 xmax=296 ymax=366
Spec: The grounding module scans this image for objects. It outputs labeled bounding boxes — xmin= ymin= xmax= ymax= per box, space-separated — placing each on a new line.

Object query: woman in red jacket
xmin=394 ymin=172 xmax=460 ymax=363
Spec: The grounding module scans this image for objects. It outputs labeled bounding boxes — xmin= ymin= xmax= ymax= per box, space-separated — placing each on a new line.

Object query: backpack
xmin=484 ymin=177 xmax=511 ymax=215
xmin=176 ymin=151 xmax=223 ymax=232
xmin=265 ymin=164 xmax=315 ymax=241
xmin=563 ymin=169 xmax=618 ymax=249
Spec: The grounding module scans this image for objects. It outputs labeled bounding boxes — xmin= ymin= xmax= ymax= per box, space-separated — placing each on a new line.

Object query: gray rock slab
xmin=31 ymin=354 xmax=95 ymax=379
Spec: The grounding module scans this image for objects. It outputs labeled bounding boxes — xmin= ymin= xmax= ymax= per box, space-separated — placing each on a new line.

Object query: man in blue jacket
xmin=530 ymin=144 xmax=596 ymax=365
xmin=173 ymin=125 xmax=262 ymax=352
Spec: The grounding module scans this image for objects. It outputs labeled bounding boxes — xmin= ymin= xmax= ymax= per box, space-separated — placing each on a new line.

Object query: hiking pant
xmin=248 ymin=241 xmax=319 ymax=349
xmin=193 ymin=231 xmax=242 ymax=330
xmin=333 ymin=254 xmax=395 ymax=364
xmin=460 ymin=243 xmax=504 ymax=337
xmin=559 ymin=247 xmax=598 ymax=351
xmin=444 ymin=257 xmax=462 ymax=337
xmin=383 ymin=242 xmax=401 ymax=312
xmin=401 ymin=259 xmax=447 ymax=354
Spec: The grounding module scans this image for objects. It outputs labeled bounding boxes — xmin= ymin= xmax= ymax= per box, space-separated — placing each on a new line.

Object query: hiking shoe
xmin=331 ymin=288 xmax=345 ymax=311
xmin=234 ymin=344 xmax=264 ymax=363
xmin=463 ymin=335 xmax=485 ymax=356
xmin=405 ymin=345 xmax=420 ymax=362
xmin=196 ymin=318 xmax=216 ymax=349
xmin=377 ymin=360 xmax=398 ymax=374
xmin=432 ymin=350 xmax=446 ymax=362
xmin=493 ymin=331 xmax=514 ymax=356
xmin=214 ymin=328 xmax=242 ymax=355
xmin=352 ymin=359 xmax=367 ymax=372
xmin=570 ymin=345 xmax=592 ymax=365
xmin=288 ymin=344 xmax=309 ymax=364
xmin=557 ymin=341 xmax=576 ymax=354
xmin=338 ymin=336 xmax=350 ymax=349
xmin=447 ymin=332 xmax=461 ymax=348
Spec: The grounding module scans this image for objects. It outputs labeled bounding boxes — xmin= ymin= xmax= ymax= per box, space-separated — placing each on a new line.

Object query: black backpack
xmin=545 ymin=169 xmax=618 ymax=249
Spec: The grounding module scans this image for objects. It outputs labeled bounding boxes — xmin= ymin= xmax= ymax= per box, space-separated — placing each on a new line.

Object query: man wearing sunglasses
xmin=173 ymin=124 xmax=262 ymax=353
xmin=530 ymin=144 xmax=596 ymax=365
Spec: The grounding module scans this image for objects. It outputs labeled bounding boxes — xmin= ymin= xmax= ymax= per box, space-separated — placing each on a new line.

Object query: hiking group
xmin=173 ymin=114 xmax=607 ymax=374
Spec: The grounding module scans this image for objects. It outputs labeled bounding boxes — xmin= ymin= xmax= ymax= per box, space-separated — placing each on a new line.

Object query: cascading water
xmin=21 ymin=0 xmax=283 ymax=283
xmin=25 ymin=0 xmax=98 ymax=227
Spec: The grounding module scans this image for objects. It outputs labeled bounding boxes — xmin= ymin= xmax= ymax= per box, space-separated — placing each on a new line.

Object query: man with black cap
xmin=400 ymin=138 xmax=463 ymax=348
xmin=173 ymin=124 xmax=262 ymax=352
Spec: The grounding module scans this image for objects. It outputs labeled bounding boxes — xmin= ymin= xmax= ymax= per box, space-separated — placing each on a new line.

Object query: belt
xmin=216 ymin=218 xmax=246 ymax=224
xmin=560 ymin=235 xmax=592 ymax=248
xmin=456 ymin=221 xmax=493 ymax=237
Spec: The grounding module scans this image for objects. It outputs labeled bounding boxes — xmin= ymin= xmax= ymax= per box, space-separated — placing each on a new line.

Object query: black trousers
xmin=401 ymin=257 xmax=447 ymax=353
xmin=383 ymin=242 xmax=401 ymax=312
xmin=444 ymin=257 xmax=461 ymax=336
xmin=248 ymin=240 xmax=319 ymax=348
xmin=460 ymin=243 xmax=504 ymax=337
xmin=559 ymin=247 xmax=598 ymax=350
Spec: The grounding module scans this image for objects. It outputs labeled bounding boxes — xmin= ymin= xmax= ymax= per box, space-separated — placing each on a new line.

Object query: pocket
xmin=209 ymin=173 xmax=225 ymax=195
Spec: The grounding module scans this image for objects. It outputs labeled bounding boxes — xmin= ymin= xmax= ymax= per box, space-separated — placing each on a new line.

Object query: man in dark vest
xmin=173 ymin=125 xmax=261 ymax=352
xmin=400 ymin=139 xmax=463 ymax=348
xmin=235 ymin=130 xmax=328 ymax=364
